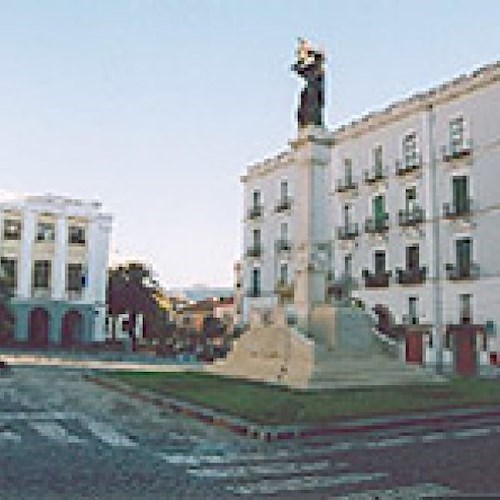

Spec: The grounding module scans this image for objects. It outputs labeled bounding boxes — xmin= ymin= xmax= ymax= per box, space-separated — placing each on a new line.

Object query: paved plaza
xmin=0 ymin=366 xmax=499 ymax=498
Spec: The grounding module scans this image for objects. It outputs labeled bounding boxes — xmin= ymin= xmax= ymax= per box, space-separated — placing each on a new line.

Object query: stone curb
xmin=84 ymin=374 xmax=500 ymax=442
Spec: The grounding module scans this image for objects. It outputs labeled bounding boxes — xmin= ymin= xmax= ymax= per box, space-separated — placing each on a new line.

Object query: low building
xmin=0 ymin=191 xmax=112 ymax=346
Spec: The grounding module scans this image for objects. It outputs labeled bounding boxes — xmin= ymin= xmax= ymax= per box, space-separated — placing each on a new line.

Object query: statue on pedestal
xmin=292 ymin=38 xmax=325 ymax=129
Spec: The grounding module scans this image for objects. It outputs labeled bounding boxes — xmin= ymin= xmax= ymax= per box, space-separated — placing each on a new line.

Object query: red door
xmin=405 ymin=330 xmax=423 ymax=364
xmin=455 ymin=330 xmax=476 ymax=376
xmin=29 ymin=308 xmax=49 ymax=348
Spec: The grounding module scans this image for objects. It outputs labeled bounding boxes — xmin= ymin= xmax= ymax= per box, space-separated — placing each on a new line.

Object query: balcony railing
xmin=396 ymin=266 xmax=427 ymax=285
xmin=67 ymin=289 xmax=84 ymax=301
xmin=395 ymin=154 xmax=422 ymax=176
xmin=445 ymin=262 xmax=480 ymax=281
xmin=275 ymin=196 xmax=292 ymax=213
xmin=363 ymin=166 xmax=388 ymax=185
xmin=441 ymin=139 xmax=473 ymax=162
xmin=327 ymin=274 xmax=358 ymax=295
xmin=402 ymin=314 xmax=420 ymax=326
xmin=275 ymin=281 xmax=294 ymax=301
xmin=398 ymin=206 xmax=425 ymax=226
xmin=364 ymin=214 xmax=389 ymax=234
xmin=335 ymin=178 xmax=358 ymax=193
xmin=275 ymin=239 xmax=291 ymax=253
xmin=443 ymin=199 xmax=473 ymax=219
xmin=246 ymin=245 xmax=262 ymax=258
xmin=337 ymin=223 xmax=359 ymax=240
xmin=245 ymin=289 xmax=261 ymax=298
xmin=32 ymin=287 xmax=51 ymax=299
xmin=362 ymin=270 xmax=391 ymax=288
xmin=247 ymin=205 xmax=263 ymax=220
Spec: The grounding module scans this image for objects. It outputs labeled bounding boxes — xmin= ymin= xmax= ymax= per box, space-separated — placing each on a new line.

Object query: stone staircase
xmin=208 ymin=304 xmax=444 ymax=389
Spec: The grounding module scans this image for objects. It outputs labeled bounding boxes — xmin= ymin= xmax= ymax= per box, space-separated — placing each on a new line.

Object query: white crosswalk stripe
xmin=188 ymin=459 xmax=336 ymax=478
xmin=0 ymin=429 xmax=21 ymax=442
xmin=82 ymin=419 xmax=137 ymax=448
xmin=29 ymin=421 xmax=86 ymax=444
xmin=225 ymin=472 xmax=389 ymax=495
xmin=332 ymin=482 xmax=458 ymax=499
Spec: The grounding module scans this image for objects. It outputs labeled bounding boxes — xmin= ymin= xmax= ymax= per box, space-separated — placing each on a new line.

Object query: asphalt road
xmin=1 ymin=366 xmax=499 ymax=499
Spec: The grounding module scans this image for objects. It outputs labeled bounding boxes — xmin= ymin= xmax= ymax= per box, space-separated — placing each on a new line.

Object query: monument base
xmin=208 ymin=305 xmax=445 ymax=389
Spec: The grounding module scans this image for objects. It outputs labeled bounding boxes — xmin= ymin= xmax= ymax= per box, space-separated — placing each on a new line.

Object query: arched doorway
xmin=28 ymin=308 xmax=50 ymax=348
xmin=61 ymin=310 xmax=83 ymax=347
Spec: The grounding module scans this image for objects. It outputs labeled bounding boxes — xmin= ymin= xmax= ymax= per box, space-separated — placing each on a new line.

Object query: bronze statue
xmin=292 ymin=38 xmax=325 ymax=129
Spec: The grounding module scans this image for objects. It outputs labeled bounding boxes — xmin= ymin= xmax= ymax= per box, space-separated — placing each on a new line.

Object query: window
xmin=456 ymin=238 xmax=472 ymax=274
xmin=408 ymin=297 xmax=418 ymax=325
xmin=452 ymin=176 xmax=469 ymax=214
xmin=344 ymin=254 xmax=352 ymax=277
xmin=373 ymin=145 xmax=383 ymax=173
xmin=343 ymin=204 xmax=350 ymax=227
xmin=280 ymin=222 xmax=288 ymax=240
xmin=252 ymin=190 xmax=261 ymax=209
xmin=373 ymin=195 xmax=386 ymax=223
xmin=252 ymin=228 xmax=261 ymax=249
xmin=374 ymin=251 xmax=386 ymax=275
xmin=403 ymin=133 xmax=417 ymax=167
xmin=406 ymin=245 xmax=420 ymax=271
xmin=36 ymin=222 xmax=55 ymax=242
xmin=344 ymin=159 xmax=353 ymax=184
xmin=280 ymin=180 xmax=288 ymax=201
xmin=33 ymin=260 xmax=51 ymax=289
xmin=0 ymin=258 xmax=17 ymax=293
xmin=405 ymin=187 xmax=416 ymax=211
xmin=68 ymin=226 xmax=86 ymax=245
xmin=279 ymin=262 xmax=288 ymax=284
xmin=251 ymin=268 xmax=261 ymax=296
xmin=450 ymin=117 xmax=465 ymax=153
xmin=459 ymin=294 xmax=472 ymax=324
xmin=67 ymin=263 xmax=84 ymax=292
xmin=3 ymin=219 xmax=21 ymax=240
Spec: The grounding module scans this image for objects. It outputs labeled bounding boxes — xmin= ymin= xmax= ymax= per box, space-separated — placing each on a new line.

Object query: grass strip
xmin=105 ymin=371 xmax=500 ymax=425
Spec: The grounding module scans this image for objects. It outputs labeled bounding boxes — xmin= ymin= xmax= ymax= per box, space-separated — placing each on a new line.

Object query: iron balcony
xmin=275 ymin=239 xmax=292 ymax=253
xmin=274 ymin=196 xmax=292 ymax=213
xmin=445 ymin=262 xmax=480 ymax=281
xmin=398 ymin=206 xmax=425 ymax=226
xmin=363 ymin=166 xmax=388 ymax=185
xmin=247 ymin=205 xmax=263 ymax=220
xmin=337 ymin=223 xmax=359 ymax=240
xmin=395 ymin=154 xmax=422 ymax=176
xmin=335 ymin=178 xmax=358 ymax=193
xmin=443 ymin=198 xmax=473 ymax=219
xmin=362 ymin=269 xmax=391 ymax=288
xmin=364 ymin=214 xmax=389 ymax=234
xmin=396 ymin=266 xmax=427 ymax=285
xmin=246 ymin=245 xmax=262 ymax=258
xmin=441 ymin=139 xmax=473 ymax=162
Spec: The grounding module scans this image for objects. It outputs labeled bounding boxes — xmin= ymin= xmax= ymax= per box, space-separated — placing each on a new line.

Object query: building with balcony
xmin=241 ymin=59 xmax=500 ymax=374
xmin=0 ymin=191 xmax=112 ymax=347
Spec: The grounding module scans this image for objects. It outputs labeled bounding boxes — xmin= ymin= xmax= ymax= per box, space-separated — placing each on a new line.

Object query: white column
xmin=84 ymin=219 xmax=98 ymax=303
xmin=52 ymin=214 xmax=67 ymax=300
xmin=18 ymin=208 xmax=36 ymax=298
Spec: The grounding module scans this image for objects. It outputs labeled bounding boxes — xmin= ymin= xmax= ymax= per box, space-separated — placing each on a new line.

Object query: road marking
xmin=83 ymin=420 xmax=137 ymax=448
xmin=0 ymin=411 xmax=80 ymax=421
xmin=225 ymin=472 xmax=388 ymax=495
xmin=420 ymin=432 xmax=447 ymax=443
xmin=333 ymin=482 xmax=458 ymax=499
xmin=365 ymin=436 xmax=415 ymax=448
xmin=188 ymin=459 xmax=334 ymax=478
xmin=0 ymin=429 xmax=21 ymax=442
xmin=29 ymin=421 xmax=86 ymax=444
xmin=452 ymin=427 xmax=493 ymax=439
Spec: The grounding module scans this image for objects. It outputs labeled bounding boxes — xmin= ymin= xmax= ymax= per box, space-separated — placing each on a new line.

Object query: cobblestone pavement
xmin=1 ymin=366 xmax=499 ymax=499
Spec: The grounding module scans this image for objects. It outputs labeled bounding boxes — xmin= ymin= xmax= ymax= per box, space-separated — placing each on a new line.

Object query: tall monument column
xmin=291 ymin=39 xmax=332 ymax=331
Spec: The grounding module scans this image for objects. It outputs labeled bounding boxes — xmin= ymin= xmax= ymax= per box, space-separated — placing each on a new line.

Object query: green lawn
xmin=105 ymin=371 xmax=500 ymax=425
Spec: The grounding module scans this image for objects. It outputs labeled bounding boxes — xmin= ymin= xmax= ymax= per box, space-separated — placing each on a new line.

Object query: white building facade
xmin=0 ymin=192 xmax=112 ymax=346
xmin=241 ymin=61 xmax=500 ymax=371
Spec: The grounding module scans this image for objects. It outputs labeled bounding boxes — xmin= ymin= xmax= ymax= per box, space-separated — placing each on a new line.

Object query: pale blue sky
xmin=0 ymin=1 xmax=499 ymax=287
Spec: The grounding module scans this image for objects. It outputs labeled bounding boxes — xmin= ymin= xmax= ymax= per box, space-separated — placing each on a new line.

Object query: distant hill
xmin=166 ymin=286 xmax=233 ymax=302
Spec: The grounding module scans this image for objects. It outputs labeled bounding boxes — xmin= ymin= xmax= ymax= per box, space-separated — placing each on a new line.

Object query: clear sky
xmin=0 ymin=1 xmax=499 ymax=288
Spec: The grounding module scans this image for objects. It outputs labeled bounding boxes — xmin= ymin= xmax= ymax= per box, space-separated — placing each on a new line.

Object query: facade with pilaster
xmin=0 ymin=191 xmax=112 ymax=346
xmin=241 ymin=60 xmax=500 ymax=371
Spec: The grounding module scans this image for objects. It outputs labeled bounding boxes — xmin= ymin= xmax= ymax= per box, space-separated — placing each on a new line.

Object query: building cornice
xmin=333 ymin=60 xmax=500 ymax=143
